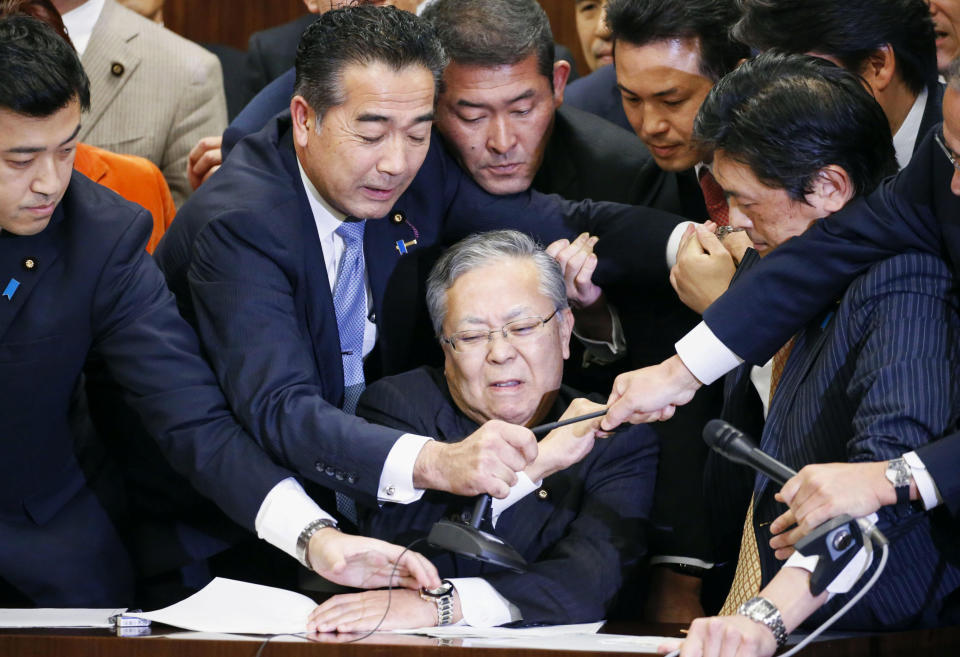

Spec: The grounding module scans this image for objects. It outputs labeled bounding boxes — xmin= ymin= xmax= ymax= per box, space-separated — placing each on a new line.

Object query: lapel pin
xmin=391 ymin=211 xmax=405 ymax=224
xmin=2 ymin=278 xmax=20 ymax=300
xmin=111 ymin=62 xmax=125 ymax=76
xmin=395 ymin=239 xmax=417 ymax=255
xmin=22 ymin=257 xmax=37 ymax=271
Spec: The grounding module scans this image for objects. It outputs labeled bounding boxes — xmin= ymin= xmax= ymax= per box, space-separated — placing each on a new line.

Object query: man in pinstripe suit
xmin=664 ymin=53 xmax=960 ymax=657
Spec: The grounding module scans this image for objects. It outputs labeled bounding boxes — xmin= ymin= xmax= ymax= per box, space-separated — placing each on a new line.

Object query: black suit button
xmin=347 ymin=474 xmax=357 ymax=484
xmin=335 ymin=470 xmax=345 ymax=481
xmin=111 ymin=62 xmax=125 ymax=76
xmin=325 ymin=466 xmax=336 ymax=476
xmin=314 ymin=460 xmax=325 ymax=471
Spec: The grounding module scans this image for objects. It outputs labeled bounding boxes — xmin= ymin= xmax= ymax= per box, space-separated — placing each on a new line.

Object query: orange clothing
xmin=73 ymin=143 xmax=176 ymax=254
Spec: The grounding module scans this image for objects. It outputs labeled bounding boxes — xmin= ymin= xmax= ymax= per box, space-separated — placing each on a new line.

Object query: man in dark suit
xmin=156 ymin=6 xmax=682 ymax=540
xmin=306 ymin=231 xmax=658 ymax=630
xmin=0 ymin=14 xmax=439 ymax=608
xmin=664 ymin=53 xmax=960 ymax=657
xmin=670 ymin=0 xmax=943 ymax=317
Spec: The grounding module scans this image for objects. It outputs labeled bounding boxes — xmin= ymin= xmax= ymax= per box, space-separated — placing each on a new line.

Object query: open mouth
xmin=490 ymin=379 xmax=522 ymax=389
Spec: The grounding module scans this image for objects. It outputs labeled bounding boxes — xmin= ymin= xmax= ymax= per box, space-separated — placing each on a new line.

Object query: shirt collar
xmin=62 ymin=0 xmax=106 ymax=57
xmin=296 ymin=154 xmax=348 ymax=241
xmin=892 ymin=86 xmax=928 ymax=170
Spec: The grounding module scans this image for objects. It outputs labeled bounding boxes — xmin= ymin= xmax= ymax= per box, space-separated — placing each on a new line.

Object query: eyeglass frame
xmin=440 ymin=309 xmax=560 ymax=353
xmin=935 ymin=125 xmax=960 ymax=174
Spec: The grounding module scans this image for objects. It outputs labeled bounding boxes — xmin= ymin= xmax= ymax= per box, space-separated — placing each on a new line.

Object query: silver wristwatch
xmin=885 ymin=457 xmax=913 ymax=507
xmin=737 ymin=596 xmax=788 ymax=647
xmin=295 ymin=518 xmax=339 ymax=570
xmin=420 ymin=579 xmax=455 ymax=626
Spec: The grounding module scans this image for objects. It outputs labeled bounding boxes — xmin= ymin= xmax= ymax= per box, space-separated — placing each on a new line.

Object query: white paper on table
xmin=136 ymin=577 xmax=316 ymax=635
xmin=0 ymin=608 xmax=125 ymax=628
xmin=393 ymin=621 xmax=605 ymax=638
xmin=463 ymin=633 xmax=676 ymax=653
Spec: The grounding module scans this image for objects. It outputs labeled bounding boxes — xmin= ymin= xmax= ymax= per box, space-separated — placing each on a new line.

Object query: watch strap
xmin=420 ymin=580 xmax=455 ymax=626
xmin=737 ymin=596 xmax=788 ymax=647
xmin=295 ymin=518 xmax=339 ymax=571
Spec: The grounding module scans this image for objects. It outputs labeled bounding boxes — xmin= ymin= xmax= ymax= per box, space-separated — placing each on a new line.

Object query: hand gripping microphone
xmin=702 ymin=418 xmax=797 ymax=485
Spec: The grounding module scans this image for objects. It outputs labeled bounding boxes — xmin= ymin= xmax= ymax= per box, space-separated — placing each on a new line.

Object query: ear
xmin=291 ymin=95 xmax=314 ymax=149
xmin=558 ymin=307 xmax=575 ymax=361
xmin=806 ymin=165 xmax=854 ymax=215
xmin=861 ymin=45 xmax=896 ymax=94
xmin=552 ymin=60 xmax=572 ymax=107
xmin=303 ymin=0 xmax=322 ymax=13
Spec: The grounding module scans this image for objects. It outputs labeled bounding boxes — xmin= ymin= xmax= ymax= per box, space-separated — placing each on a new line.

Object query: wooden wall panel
xmin=163 ymin=0 xmax=589 ymax=75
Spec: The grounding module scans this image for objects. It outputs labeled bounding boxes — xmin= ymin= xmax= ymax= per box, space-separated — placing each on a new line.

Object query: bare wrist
xmin=413 ymin=440 xmax=442 ymax=490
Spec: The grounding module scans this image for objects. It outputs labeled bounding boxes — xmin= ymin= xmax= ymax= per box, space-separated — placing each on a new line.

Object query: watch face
xmin=423 ymin=581 xmax=453 ymax=597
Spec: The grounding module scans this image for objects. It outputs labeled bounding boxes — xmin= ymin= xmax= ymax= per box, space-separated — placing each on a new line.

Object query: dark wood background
xmin=163 ymin=0 xmax=590 ymax=77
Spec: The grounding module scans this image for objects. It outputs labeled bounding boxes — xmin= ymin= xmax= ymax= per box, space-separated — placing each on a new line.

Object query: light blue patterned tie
xmin=332 ymin=219 xmax=366 ymax=525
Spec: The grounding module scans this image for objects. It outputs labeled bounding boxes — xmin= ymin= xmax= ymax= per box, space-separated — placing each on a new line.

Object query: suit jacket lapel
xmin=80 ymin=0 xmax=143 ymax=141
xmin=277 ymin=135 xmax=344 ymax=402
xmin=916 ymin=82 xmax=945 ymax=155
xmin=0 ymin=207 xmax=65 ymax=342
xmin=757 ymin=309 xmax=836 ymax=497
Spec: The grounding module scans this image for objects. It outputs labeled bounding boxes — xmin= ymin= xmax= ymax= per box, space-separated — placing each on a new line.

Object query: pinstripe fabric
xmin=79 ymin=0 xmax=227 ymax=207
xmin=752 ymin=252 xmax=960 ymax=630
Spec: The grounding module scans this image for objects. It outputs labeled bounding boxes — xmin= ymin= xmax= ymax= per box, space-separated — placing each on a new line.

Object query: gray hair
xmin=947 ymin=58 xmax=960 ymax=91
xmin=426 ymin=230 xmax=569 ymax=337
xmin=421 ymin=0 xmax=555 ymax=83
xmin=294 ymin=5 xmax=447 ymax=120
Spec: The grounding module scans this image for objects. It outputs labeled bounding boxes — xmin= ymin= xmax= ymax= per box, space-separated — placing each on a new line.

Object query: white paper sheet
xmin=464 ymin=634 xmax=677 ymax=653
xmin=0 ymin=608 xmax=125 ymax=628
xmin=393 ymin=621 xmax=605 ymax=638
xmin=136 ymin=577 xmax=316 ymax=635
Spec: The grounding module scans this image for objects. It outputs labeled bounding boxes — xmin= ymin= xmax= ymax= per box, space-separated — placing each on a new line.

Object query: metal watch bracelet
xmin=737 ymin=596 xmax=788 ymax=647
xmin=295 ymin=518 xmax=339 ymax=571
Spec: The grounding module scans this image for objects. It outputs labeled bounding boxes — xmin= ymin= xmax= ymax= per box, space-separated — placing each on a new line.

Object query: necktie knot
xmin=336 ymin=219 xmax=365 ymax=246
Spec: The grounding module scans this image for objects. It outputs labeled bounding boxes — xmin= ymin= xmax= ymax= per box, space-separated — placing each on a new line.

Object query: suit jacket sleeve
xmin=841 ymin=254 xmax=960 ymax=538
xmin=439 ymin=171 xmax=684 ymax=289
xmin=89 ymin=206 xmax=293 ymax=528
xmin=703 ymin=128 xmax=949 ymax=365
xmin=187 ymin=212 xmax=404 ymax=505
xmin=484 ymin=429 xmax=658 ymax=624
xmin=162 ymin=53 xmax=228 ymax=207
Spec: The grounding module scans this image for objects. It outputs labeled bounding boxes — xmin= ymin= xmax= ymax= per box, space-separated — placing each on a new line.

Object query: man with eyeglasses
xmin=305 ymin=230 xmax=660 ymax=631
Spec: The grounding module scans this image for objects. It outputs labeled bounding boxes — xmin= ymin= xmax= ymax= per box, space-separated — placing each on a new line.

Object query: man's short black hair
xmin=294 ymin=5 xmax=447 ymax=119
xmin=734 ymin=0 xmax=937 ymax=96
xmin=0 ymin=14 xmax=89 ymax=116
xmin=694 ymin=51 xmax=898 ymax=201
xmin=421 ymin=0 xmax=555 ymax=84
xmin=605 ymin=0 xmax=749 ymax=82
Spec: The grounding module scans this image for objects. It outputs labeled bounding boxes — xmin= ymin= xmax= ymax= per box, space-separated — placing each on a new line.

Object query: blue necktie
xmin=332 ymin=219 xmax=366 ymax=525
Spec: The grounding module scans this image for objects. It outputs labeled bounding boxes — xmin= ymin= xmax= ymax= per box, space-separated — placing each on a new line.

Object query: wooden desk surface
xmin=2 ymin=622 xmax=960 ymax=657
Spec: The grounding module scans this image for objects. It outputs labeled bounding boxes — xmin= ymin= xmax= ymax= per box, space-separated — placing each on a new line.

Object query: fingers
xmin=768 ymin=507 xmax=796 ymax=535
xmin=493 ymin=421 xmax=538 ymax=464
xmin=695 ymin=224 xmax=726 ymax=256
xmin=398 ymin=549 xmax=441 ymax=590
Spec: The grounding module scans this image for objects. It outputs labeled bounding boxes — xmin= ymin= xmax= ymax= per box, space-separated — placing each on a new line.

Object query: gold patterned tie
xmin=719 ymin=337 xmax=796 ymax=615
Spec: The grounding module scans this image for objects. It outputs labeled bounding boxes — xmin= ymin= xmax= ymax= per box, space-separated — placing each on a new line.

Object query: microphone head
xmin=703 ymin=418 xmax=736 ymax=449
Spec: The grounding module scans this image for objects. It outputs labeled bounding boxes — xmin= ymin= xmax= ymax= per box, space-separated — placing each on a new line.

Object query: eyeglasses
xmin=441 ymin=310 xmax=559 ymax=353
xmin=935 ymin=126 xmax=960 ymax=174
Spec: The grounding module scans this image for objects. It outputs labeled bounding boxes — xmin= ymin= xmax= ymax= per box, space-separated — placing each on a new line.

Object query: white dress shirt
xmin=892 ymin=87 xmax=929 ymax=170
xmin=60 ymin=0 xmax=105 ymax=57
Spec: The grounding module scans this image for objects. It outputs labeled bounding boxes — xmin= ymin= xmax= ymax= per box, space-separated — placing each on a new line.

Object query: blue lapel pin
xmin=395 ymin=238 xmax=418 ymax=255
xmin=2 ymin=278 xmax=20 ymax=300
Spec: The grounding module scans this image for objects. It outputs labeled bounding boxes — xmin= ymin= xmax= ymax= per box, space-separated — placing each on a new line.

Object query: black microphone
xmin=703 ymin=419 xmax=797 ymax=485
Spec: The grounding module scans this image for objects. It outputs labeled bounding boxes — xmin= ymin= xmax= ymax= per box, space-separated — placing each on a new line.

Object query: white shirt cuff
xmin=448 ymin=577 xmax=522 ymax=627
xmin=675 ymin=321 xmax=743 ymax=385
xmin=666 ymin=221 xmax=696 ymax=269
xmin=378 ymin=433 xmax=433 ymax=503
xmin=255 ymin=477 xmax=335 ymax=561
xmin=574 ymin=304 xmax=627 ymax=365
xmin=491 ymin=472 xmax=540 ymax=527
xmin=903 ymin=451 xmax=942 ymax=510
